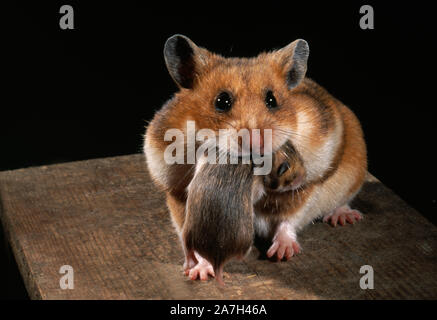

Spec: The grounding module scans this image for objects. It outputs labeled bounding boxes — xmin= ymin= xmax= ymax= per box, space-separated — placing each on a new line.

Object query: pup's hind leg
xmin=323 ymin=204 xmax=362 ymax=227
xmin=183 ymin=250 xmax=215 ymax=281
xmin=167 ymin=194 xmax=216 ymax=281
xmin=183 ymin=249 xmax=198 ymax=271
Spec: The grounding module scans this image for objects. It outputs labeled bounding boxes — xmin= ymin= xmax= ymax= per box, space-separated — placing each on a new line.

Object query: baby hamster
xmin=263 ymin=141 xmax=306 ymax=193
xmin=182 ymin=154 xmax=261 ymax=285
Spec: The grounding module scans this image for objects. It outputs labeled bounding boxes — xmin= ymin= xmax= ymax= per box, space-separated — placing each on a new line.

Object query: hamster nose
xmin=269 ymin=179 xmax=279 ymax=190
xmin=277 ymin=162 xmax=290 ymax=177
xmin=263 ymin=176 xmax=279 ymax=190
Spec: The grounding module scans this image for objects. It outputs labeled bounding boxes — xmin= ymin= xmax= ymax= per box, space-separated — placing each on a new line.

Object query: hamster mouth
xmin=281 ymin=174 xmax=306 ymax=192
xmin=290 ymin=174 xmax=305 ymax=190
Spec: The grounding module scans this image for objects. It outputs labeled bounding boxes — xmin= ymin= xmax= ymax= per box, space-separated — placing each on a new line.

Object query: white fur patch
xmin=252 ymin=180 xmax=266 ymax=204
xmin=144 ymin=134 xmax=169 ymax=186
xmin=254 ymin=215 xmax=271 ymax=238
xmin=294 ymin=109 xmax=343 ymax=183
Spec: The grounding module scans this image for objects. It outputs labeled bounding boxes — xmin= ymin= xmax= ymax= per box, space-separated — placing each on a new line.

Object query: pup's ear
xmin=164 ymin=34 xmax=209 ymax=89
xmin=275 ymin=39 xmax=309 ymax=90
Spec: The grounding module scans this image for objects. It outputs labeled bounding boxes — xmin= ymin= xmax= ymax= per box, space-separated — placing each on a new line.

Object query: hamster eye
xmin=215 ymin=92 xmax=233 ymax=112
xmin=277 ymin=161 xmax=290 ymax=177
xmin=265 ymin=90 xmax=278 ymax=109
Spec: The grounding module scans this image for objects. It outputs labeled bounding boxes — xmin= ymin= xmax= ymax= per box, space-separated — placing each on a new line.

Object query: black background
xmin=2 ymin=1 xmax=436 ymax=299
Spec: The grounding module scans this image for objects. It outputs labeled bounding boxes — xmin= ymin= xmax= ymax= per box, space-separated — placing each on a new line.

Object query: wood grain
xmin=0 ymin=154 xmax=436 ymax=299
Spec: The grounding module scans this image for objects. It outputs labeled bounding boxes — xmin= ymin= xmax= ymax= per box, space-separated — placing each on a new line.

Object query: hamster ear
xmin=275 ymin=39 xmax=309 ymax=90
xmin=164 ymin=34 xmax=208 ymax=89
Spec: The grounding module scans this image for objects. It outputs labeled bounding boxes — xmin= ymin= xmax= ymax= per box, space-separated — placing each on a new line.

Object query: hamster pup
xmin=263 ymin=141 xmax=306 ymax=193
xmin=144 ymin=34 xmax=367 ymax=279
xmin=183 ymin=154 xmax=261 ymax=285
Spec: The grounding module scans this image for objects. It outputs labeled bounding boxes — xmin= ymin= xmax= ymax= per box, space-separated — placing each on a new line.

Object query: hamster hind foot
xmin=266 ymin=220 xmax=301 ymax=261
xmin=184 ymin=250 xmax=215 ymax=281
xmin=323 ymin=204 xmax=363 ymax=227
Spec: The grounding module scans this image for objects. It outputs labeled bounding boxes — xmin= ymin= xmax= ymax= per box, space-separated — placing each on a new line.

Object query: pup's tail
xmin=214 ymin=262 xmax=225 ymax=286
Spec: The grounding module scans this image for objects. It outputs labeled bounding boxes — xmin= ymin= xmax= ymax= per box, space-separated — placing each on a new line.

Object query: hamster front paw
xmin=323 ymin=204 xmax=363 ymax=227
xmin=183 ymin=251 xmax=215 ymax=281
xmin=266 ymin=220 xmax=301 ymax=261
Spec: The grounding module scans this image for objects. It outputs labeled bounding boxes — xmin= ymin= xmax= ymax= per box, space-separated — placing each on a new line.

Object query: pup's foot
xmin=184 ymin=251 xmax=215 ymax=281
xmin=183 ymin=250 xmax=198 ymax=271
xmin=323 ymin=205 xmax=362 ymax=227
xmin=266 ymin=221 xmax=300 ymax=261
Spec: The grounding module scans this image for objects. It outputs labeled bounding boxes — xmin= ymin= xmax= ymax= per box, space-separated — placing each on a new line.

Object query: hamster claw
xmin=266 ymin=220 xmax=300 ymax=261
xmin=184 ymin=253 xmax=215 ymax=281
xmin=266 ymin=235 xmax=301 ymax=261
xmin=323 ymin=205 xmax=363 ymax=227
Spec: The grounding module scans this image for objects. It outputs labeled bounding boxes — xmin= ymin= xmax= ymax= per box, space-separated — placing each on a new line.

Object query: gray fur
xmin=183 ymin=157 xmax=255 ymax=274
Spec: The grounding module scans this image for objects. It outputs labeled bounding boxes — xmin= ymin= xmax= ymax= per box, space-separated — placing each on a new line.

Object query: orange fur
xmin=144 ymin=35 xmax=367 ymax=260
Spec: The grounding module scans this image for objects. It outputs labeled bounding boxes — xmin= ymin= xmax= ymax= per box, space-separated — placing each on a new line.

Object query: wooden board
xmin=0 ymin=154 xmax=436 ymax=299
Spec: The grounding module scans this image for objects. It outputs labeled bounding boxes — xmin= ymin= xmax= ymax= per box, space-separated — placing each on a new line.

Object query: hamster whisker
xmin=274 ymin=130 xmax=320 ymax=152
xmin=279 ymin=149 xmax=291 ymax=161
xmin=274 ymin=127 xmax=320 ymax=144
xmin=273 ymin=131 xmax=327 ymax=163
xmin=274 ymin=127 xmax=333 ymax=161
xmin=279 ymin=149 xmax=293 ymax=163
xmin=296 ymin=114 xmax=332 ymax=126
xmin=201 ymin=115 xmax=238 ymax=130
xmin=296 ymin=188 xmax=302 ymax=204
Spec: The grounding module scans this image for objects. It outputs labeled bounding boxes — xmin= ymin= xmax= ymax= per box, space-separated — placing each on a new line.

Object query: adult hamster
xmin=144 ymin=35 xmax=367 ymax=279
